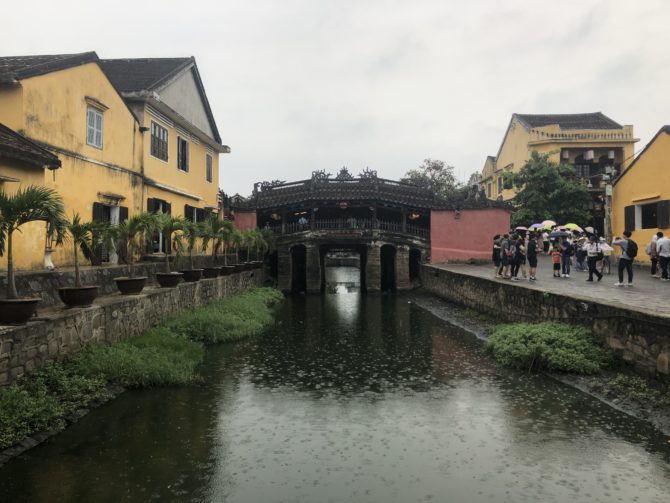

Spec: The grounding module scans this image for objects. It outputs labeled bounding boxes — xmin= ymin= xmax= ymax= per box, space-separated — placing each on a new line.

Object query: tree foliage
xmin=402 ymin=159 xmax=462 ymax=200
xmin=504 ymin=151 xmax=591 ymax=227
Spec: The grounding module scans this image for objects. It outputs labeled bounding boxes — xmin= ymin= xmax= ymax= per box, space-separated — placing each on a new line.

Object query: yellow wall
xmin=0 ymin=63 xmax=144 ymax=269
xmin=0 ymin=61 xmax=223 ymax=272
xmin=142 ymin=110 xmax=219 ymax=211
xmin=612 ymin=130 xmax=670 ymax=263
xmin=0 ymin=159 xmax=48 ymax=271
xmin=0 ymin=84 xmax=24 ymax=131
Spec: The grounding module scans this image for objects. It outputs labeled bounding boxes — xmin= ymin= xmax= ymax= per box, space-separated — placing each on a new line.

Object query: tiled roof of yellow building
xmin=0 ymin=123 xmax=61 ymax=169
xmin=0 ymin=52 xmax=98 ymax=83
xmin=515 ymin=112 xmax=623 ymax=130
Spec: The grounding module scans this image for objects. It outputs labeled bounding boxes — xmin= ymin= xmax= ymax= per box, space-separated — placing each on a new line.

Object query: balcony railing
xmin=269 ymin=218 xmax=429 ymax=239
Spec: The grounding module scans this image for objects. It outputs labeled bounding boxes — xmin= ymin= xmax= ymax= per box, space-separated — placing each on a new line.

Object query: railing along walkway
xmin=271 ymin=219 xmax=428 ymax=238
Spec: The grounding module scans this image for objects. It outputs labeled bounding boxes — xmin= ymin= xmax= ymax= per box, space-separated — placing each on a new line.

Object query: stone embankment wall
xmin=0 ymin=270 xmax=265 ymax=387
xmin=421 ymin=265 xmax=670 ymax=376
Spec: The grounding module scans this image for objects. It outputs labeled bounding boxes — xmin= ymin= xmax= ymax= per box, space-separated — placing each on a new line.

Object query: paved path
xmin=431 ymin=255 xmax=670 ymax=319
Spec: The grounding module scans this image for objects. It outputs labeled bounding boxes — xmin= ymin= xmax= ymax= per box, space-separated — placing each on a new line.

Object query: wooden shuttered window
xmin=150 ymin=121 xmax=168 ymax=161
xmin=177 ymin=137 xmax=189 ymax=172
xmin=624 ymin=205 xmax=636 ymax=232
xmin=184 ymin=204 xmax=195 ymax=222
xmin=184 ymin=204 xmax=207 ymax=222
xmin=657 ymin=200 xmax=670 ymax=229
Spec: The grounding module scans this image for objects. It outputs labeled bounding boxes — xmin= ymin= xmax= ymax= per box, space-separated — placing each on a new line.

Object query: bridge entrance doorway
xmin=291 ymin=245 xmax=307 ymax=293
xmin=380 ymin=245 xmax=396 ymax=292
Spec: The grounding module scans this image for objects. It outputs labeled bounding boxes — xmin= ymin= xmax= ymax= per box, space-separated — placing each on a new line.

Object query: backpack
xmin=627 ymin=239 xmax=638 ymax=258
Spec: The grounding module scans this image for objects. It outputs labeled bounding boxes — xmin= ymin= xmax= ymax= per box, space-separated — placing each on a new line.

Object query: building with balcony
xmin=481 ymin=113 xmax=638 ymax=235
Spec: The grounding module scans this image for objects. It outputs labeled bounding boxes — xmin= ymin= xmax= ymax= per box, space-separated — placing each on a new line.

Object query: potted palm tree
xmin=113 ymin=212 xmax=155 ymax=294
xmin=218 ymin=219 xmax=235 ymax=276
xmin=57 ymin=213 xmax=100 ymax=307
xmin=179 ymin=220 xmax=204 ymax=282
xmin=0 ymin=186 xmax=66 ymax=324
xmin=154 ymin=213 xmax=185 ymax=288
xmin=200 ymin=214 xmax=225 ymax=278
xmin=242 ymin=229 xmax=255 ymax=270
xmin=230 ymin=229 xmax=246 ymax=272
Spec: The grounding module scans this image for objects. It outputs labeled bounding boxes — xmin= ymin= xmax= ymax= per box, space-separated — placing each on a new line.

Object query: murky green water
xmin=1 ymin=268 xmax=669 ymax=502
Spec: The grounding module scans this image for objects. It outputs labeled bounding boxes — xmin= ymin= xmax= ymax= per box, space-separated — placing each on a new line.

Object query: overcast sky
xmin=3 ymin=0 xmax=670 ymax=195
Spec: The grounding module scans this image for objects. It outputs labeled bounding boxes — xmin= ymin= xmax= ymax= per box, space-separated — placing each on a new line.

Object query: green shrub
xmin=608 ymin=374 xmax=670 ymax=406
xmin=70 ymin=328 xmax=204 ymax=387
xmin=165 ymin=287 xmax=283 ymax=343
xmin=0 ymin=365 xmax=111 ymax=450
xmin=486 ymin=322 xmax=611 ymax=374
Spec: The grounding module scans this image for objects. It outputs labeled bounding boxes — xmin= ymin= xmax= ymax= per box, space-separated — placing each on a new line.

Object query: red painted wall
xmin=232 ymin=210 xmax=257 ymax=230
xmin=430 ymin=208 xmax=511 ymax=262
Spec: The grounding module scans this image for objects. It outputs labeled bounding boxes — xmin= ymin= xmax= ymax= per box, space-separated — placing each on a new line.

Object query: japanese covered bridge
xmin=230 ymin=168 xmax=510 ymax=293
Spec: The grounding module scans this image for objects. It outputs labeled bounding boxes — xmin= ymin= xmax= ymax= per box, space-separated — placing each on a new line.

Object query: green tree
xmin=504 ymin=151 xmax=591 ymax=227
xmin=401 ymin=159 xmax=461 ymax=200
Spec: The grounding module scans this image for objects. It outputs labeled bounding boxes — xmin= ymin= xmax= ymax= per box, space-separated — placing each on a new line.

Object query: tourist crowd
xmin=492 ymin=228 xmax=670 ymax=287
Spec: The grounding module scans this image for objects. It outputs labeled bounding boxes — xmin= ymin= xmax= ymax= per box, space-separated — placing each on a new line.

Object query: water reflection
xmin=0 ymin=292 xmax=669 ymax=503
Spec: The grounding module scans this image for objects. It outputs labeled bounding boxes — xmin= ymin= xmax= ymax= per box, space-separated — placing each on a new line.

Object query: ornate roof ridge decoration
xmin=311 ymin=169 xmax=331 ymax=183
xmin=358 ymin=167 xmax=377 ymax=179
xmin=335 ymin=167 xmax=354 ymax=180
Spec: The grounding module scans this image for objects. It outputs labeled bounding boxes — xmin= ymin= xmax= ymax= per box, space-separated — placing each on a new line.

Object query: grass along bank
xmin=486 ymin=321 xmax=613 ymax=374
xmin=0 ymin=287 xmax=283 ymax=452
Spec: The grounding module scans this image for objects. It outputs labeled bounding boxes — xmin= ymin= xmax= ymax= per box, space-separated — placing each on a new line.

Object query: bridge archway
xmin=409 ymin=248 xmax=421 ymax=282
xmin=319 ymin=244 xmax=367 ymax=292
xmin=380 ymin=244 xmax=396 ymax=292
xmin=291 ymin=245 xmax=307 ymax=293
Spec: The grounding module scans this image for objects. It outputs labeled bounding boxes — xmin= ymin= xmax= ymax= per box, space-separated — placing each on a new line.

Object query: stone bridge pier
xmin=277 ymin=240 xmax=421 ymax=294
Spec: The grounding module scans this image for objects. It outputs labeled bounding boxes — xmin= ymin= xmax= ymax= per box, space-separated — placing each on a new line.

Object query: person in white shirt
xmin=582 ymin=236 xmax=603 ymax=282
xmin=656 ymin=231 xmax=670 ymax=281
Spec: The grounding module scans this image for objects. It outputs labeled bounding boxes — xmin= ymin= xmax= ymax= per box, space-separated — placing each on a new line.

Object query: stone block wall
xmin=421 ymin=265 xmax=670 ymax=376
xmin=0 ymin=270 xmax=265 ymax=387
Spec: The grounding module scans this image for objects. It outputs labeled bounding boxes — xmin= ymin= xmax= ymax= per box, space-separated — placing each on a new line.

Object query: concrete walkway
xmin=431 ymin=255 xmax=670 ymax=319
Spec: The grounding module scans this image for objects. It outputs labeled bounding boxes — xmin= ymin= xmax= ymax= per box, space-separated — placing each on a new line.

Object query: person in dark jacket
xmin=527 ymin=233 xmax=538 ymax=281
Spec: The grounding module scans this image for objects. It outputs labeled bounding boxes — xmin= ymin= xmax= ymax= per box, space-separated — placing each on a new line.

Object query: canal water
xmin=1 ymin=268 xmax=669 ymax=502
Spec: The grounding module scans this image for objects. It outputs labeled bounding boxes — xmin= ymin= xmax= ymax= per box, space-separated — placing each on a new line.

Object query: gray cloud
xmin=2 ymin=0 xmax=669 ymax=195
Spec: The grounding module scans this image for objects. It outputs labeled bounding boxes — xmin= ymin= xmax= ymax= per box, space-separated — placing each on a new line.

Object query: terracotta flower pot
xmin=0 ymin=298 xmax=40 ymax=324
xmin=156 ymin=272 xmax=183 ymax=288
xmin=58 ymin=286 xmax=99 ymax=308
xmin=202 ymin=267 xmax=221 ymax=279
xmin=220 ymin=266 xmax=235 ymax=276
xmin=180 ymin=269 xmax=204 ymax=282
xmin=114 ymin=276 xmax=147 ymax=295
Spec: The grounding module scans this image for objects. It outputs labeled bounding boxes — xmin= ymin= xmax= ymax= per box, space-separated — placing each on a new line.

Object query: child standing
xmin=551 ymin=246 xmax=561 ymax=278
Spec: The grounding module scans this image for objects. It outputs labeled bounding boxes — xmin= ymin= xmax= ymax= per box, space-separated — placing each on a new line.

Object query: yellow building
xmin=612 ymin=126 xmax=670 ymax=263
xmin=0 ymin=52 xmax=229 ymax=270
xmin=0 ymin=123 xmax=62 ymax=270
xmin=481 ymin=113 xmax=638 ymax=235
xmin=99 ymin=57 xmax=229 ymax=253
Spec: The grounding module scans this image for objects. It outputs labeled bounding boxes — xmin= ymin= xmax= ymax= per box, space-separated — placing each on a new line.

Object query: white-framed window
xmin=206 ymin=154 xmax=213 ymax=183
xmin=177 ymin=136 xmax=189 ymax=172
xmin=86 ymin=107 xmax=104 ymax=148
xmin=150 ymin=121 xmax=168 ymax=161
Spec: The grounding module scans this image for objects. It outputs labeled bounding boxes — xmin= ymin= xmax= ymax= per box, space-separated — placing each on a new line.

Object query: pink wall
xmin=430 ymin=208 xmax=511 ymax=263
xmin=232 ymin=210 xmax=257 ymax=231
